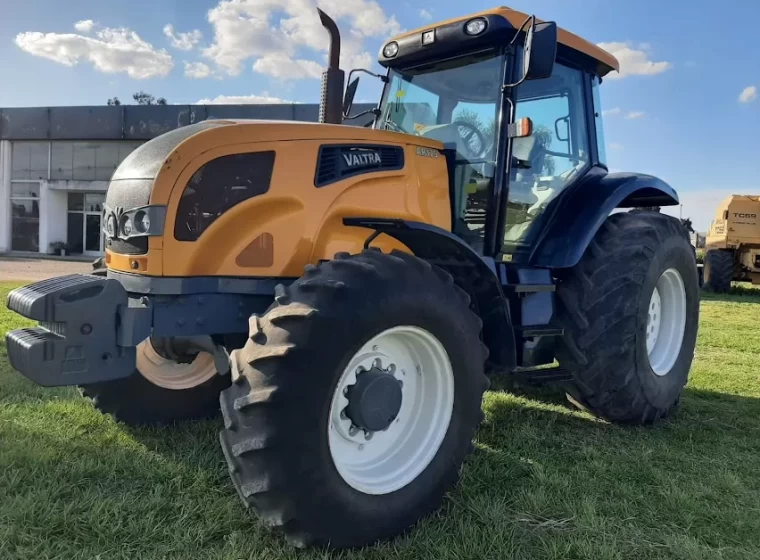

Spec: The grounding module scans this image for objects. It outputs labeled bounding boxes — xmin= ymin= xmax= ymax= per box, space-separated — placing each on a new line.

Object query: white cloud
xmin=739 ymin=85 xmax=757 ymax=104
xmin=602 ymin=107 xmax=621 ymax=117
xmin=15 ymin=27 xmax=173 ymax=79
xmin=252 ymin=53 xmax=322 ymax=80
xmin=419 ymin=9 xmax=432 ymax=21
xmin=74 ymin=20 xmax=96 ymax=33
xmin=626 ymin=111 xmax=645 ymax=119
xmin=609 ymin=142 xmax=623 ymax=151
xmin=197 ymin=93 xmax=293 ymax=104
xmin=184 ymin=61 xmax=212 ymax=78
xmin=202 ymin=0 xmax=399 ymax=79
xmin=163 ymin=24 xmax=203 ymax=51
xmin=597 ymin=41 xmax=671 ymax=80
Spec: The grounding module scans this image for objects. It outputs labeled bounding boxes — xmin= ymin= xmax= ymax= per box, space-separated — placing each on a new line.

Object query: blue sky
xmin=1 ymin=0 xmax=759 ymax=230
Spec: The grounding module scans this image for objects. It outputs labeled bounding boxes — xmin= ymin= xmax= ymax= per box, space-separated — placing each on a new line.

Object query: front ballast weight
xmin=5 ymin=275 xmax=141 ymax=386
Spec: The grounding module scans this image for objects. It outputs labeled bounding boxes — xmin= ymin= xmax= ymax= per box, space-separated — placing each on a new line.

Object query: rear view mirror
xmin=524 ymin=22 xmax=557 ymax=81
xmin=343 ymin=77 xmax=360 ymax=116
xmin=343 ymin=68 xmax=388 ymax=121
xmin=505 ymin=17 xmax=558 ymax=88
xmin=554 ymin=116 xmax=569 ymax=142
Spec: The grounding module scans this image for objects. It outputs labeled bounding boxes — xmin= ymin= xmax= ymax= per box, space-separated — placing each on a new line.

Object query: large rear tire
xmin=556 ymin=211 xmax=699 ymax=424
xmin=703 ymin=249 xmax=734 ymax=293
xmin=80 ymin=339 xmax=230 ymax=426
xmin=219 ymin=250 xmax=489 ymax=548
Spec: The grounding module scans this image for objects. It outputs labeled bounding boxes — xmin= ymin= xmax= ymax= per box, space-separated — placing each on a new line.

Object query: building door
xmin=67 ymin=193 xmax=105 ymax=256
xmin=84 ymin=212 xmax=104 ymax=255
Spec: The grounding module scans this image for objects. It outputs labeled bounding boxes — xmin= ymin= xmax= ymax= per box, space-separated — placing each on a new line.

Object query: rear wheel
xmin=703 ymin=249 xmax=734 ymax=293
xmin=219 ymin=250 xmax=489 ymax=548
xmin=80 ymin=338 xmax=230 ymax=426
xmin=556 ymin=211 xmax=699 ymax=424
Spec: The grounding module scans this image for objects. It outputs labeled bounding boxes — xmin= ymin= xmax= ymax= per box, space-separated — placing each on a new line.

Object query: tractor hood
xmin=106 ymin=120 xmax=444 ymax=211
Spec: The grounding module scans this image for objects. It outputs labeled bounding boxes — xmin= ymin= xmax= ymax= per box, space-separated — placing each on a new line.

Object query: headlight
xmin=464 ymin=18 xmax=487 ymax=35
xmin=134 ymin=211 xmax=150 ymax=234
xmin=383 ymin=41 xmax=399 ymax=58
xmin=105 ymin=214 xmax=116 ymax=237
xmin=121 ymin=216 xmax=133 ymax=237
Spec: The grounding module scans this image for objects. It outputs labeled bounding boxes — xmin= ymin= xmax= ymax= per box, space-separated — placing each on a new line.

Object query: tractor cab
xmin=344 ymin=7 xmax=616 ymax=259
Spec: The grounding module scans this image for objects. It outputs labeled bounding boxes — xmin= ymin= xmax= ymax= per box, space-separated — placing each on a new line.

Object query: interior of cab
xmin=377 ymin=49 xmax=591 ymax=254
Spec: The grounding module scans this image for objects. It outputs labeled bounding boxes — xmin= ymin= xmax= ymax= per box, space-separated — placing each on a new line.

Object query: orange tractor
xmin=6 ymin=6 xmax=699 ymax=548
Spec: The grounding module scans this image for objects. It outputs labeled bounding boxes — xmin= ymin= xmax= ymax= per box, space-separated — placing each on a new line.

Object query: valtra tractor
xmin=5 ymin=6 xmax=699 ymax=548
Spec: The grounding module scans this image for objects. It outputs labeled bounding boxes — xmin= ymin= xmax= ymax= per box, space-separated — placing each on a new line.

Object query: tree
xmin=680 ymin=217 xmax=694 ymax=233
xmin=107 ymin=97 xmax=121 ymax=106
xmin=132 ymin=91 xmax=168 ymax=105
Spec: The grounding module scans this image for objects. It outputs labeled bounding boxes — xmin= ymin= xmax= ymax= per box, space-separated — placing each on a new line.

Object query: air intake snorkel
xmin=317 ymin=9 xmax=345 ymax=125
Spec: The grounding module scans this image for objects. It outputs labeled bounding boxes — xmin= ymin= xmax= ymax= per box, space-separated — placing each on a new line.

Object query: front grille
xmin=107 ymin=236 xmax=148 ymax=255
xmin=315 ymin=145 xmax=405 ymax=187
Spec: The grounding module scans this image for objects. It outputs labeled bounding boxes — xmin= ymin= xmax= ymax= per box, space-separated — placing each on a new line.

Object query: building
xmin=0 ymin=103 xmax=374 ymax=257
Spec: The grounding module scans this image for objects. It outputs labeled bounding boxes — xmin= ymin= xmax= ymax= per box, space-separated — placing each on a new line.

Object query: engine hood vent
xmin=315 ymin=144 xmax=404 ymax=187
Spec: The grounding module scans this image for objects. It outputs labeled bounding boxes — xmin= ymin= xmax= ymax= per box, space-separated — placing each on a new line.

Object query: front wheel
xmin=80 ymin=338 xmax=230 ymax=426
xmin=556 ymin=211 xmax=699 ymax=424
xmin=219 ymin=250 xmax=489 ymax=548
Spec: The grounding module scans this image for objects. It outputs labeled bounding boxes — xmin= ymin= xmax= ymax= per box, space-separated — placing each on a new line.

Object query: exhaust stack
xmin=317 ymin=9 xmax=345 ymax=125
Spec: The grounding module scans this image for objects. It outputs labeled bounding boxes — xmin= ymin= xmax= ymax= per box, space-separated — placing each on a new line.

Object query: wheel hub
xmin=346 ymin=367 xmax=403 ymax=432
xmin=327 ymin=326 xmax=455 ymax=495
xmin=646 ymin=268 xmax=687 ymax=376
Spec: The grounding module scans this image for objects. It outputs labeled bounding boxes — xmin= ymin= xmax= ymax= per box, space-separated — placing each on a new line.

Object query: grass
xmin=2 ymin=281 xmax=760 ymax=560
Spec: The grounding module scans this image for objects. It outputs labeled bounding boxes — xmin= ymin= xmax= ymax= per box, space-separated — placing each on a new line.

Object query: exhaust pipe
xmin=317 ymin=9 xmax=345 ymax=125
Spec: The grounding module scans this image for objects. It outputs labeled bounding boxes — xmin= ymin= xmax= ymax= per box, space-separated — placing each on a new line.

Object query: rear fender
xmin=344 ymin=218 xmax=517 ymax=371
xmin=530 ymin=166 xmax=679 ymax=269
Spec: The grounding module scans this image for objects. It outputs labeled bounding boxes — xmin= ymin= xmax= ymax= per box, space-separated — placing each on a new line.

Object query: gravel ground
xmin=0 ymin=256 xmax=92 ymax=282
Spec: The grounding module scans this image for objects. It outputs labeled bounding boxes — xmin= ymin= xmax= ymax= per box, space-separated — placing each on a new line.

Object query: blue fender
xmin=529 ymin=166 xmax=679 ymax=269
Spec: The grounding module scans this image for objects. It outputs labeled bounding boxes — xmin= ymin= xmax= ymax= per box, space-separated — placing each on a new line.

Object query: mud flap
xmin=5 ymin=274 xmax=137 ymax=386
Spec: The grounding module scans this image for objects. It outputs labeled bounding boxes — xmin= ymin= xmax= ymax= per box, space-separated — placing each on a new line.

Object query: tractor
xmin=5 ymin=6 xmax=699 ymax=549
xmin=705 ymin=194 xmax=760 ymax=292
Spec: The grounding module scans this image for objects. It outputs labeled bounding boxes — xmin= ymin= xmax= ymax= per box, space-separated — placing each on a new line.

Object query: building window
xmin=10 ymin=182 xmax=40 ymax=252
xmin=51 ymin=141 xmax=143 ymax=181
xmin=11 ymin=142 xmax=49 ymax=180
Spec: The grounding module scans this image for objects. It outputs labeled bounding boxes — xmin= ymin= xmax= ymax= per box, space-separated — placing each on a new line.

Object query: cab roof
xmin=381 ymin=6 xmax=619 ymax=78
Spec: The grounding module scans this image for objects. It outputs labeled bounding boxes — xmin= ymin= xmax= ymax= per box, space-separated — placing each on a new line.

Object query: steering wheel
xmin=452 ymin=120 xmax=488 ymax=159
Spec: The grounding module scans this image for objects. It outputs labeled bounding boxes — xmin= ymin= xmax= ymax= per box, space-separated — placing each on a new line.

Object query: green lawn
xmin=2 ymin=281 xmax=760 ymax=560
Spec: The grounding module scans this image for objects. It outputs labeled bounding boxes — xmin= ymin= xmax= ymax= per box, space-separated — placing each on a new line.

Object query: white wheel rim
xmin=646 ymin=268 xmax=687 ymax=376
xmin=327 ymin=326 xmax=454 ymax=495
xmin=136 ymin=339 xmax=217 ymax=390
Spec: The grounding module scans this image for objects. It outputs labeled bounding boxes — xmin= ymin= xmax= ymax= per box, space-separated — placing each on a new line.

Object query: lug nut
xmin=364 ymin=431 xmax=373 ymax=441
xmin=373 ymin=358 xmax=382 ymax=369
xmin=349 ymin=426 xmax=358 ymax=436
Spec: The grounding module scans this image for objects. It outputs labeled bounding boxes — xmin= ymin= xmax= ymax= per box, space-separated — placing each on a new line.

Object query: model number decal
xmin=733 ymin=213 xmax=757 ymax=218
xmin=416 ymin=147 xmax=439 ymax=158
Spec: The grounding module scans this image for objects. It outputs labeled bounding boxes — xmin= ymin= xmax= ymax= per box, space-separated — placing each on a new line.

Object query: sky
xmin=1 ymin=0 xmax=759 ymax=231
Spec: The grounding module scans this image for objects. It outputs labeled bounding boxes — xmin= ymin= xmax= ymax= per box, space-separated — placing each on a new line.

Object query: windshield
xmin=377 ymin=51 xmax=503 ymax=149
xmin=377 ymin=51 xmax=505 ymax=251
